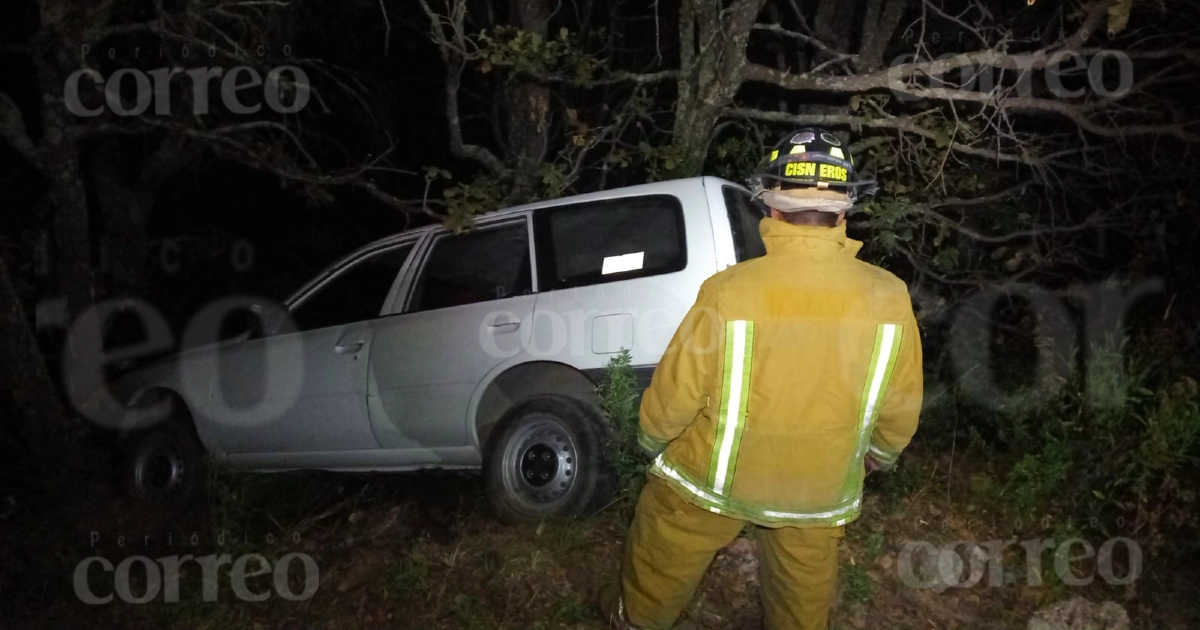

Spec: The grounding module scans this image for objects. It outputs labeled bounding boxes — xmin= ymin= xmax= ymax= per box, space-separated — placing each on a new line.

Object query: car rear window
xmin=535 ymin=195 xmax=686 ymax=291
xmin=723 ymin=186 xmax=767 ymax=262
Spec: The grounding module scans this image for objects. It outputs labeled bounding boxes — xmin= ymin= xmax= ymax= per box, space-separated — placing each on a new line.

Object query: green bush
xmin=597 ymin=349 xmax=649 ymax=507
xmin=1003 ymin=432 xmax=1073 ymax=517
xmin=983 ymin=340 xmax=1200 ymax=542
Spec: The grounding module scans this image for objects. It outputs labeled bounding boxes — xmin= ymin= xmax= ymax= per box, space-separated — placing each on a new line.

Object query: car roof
xmin=284 ymin=176 xmax=746 ymax=305
xmin=478 ymin=175 xmax=732 ymax=218
xmin=398 ymin=174 xmax=742 ymax=237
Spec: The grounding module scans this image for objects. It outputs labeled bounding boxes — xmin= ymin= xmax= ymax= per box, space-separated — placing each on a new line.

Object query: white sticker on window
xmin=601 ymin=252 xmax=645 ymax=275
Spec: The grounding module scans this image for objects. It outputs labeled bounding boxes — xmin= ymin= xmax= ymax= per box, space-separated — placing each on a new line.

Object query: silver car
xmin=112 ymin=176 xmax=766 ymax=522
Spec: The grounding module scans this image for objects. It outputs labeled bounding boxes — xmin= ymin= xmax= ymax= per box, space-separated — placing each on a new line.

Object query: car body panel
xmin=198 ymin=236 xmax=422 ymax=454
xmin=366 ymin=214 xmax=536 ymax=456
xmin=703 ymin=176 xmax=743 ymax=272
xmin=525 ymin=178 xmax=721 ymax=372
xmin=202 ymin=321 xmax=377 ymax=453
xmin=112 ymin=176 xmax=756 ymax=472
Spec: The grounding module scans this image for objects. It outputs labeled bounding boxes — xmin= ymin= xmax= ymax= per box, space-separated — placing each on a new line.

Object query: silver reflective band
xmin=868 ymin=443 xmax=898 ymax=463
xmin=711 ymin=320 xmax=753 ymax=495
xmin=861 ymin=324 xmax=898 ymax=431
xmin=853 ymin=324 xmax=903 ymax=467
xmin=654 ymin=455 xmax=860 ymax=522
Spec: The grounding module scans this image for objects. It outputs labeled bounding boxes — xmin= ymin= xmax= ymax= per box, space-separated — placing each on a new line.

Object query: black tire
xmin=483 ymin=395 xmax=614 ymax=524
xmin=119 ymin=415 xmax=206 ymax=509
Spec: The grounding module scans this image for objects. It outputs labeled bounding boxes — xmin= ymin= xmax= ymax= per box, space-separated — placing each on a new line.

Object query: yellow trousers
xmin=621 ymin=476 xmax=843 ymax=630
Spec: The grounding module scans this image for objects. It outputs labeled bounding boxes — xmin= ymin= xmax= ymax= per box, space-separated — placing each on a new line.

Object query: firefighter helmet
xmin=748 ymin=128 xmax=878 ymax=211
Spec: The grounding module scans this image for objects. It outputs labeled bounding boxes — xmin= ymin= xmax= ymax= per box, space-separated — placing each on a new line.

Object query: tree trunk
xmin=502 ymin=81 xmax=551 ymax=200
xmin=858 ymin=0 xmax=908 ymax=71
xmin=502 ymin=0 xmax=553 ymax=201
xmin=95 ymin=173 xmax=153 ymax=298
xmin=47 ymin=150 xmax=95 ymax=317
xmin=25 ymin=0 xmax=106 ymax=446
xmin=94 ymin=136 xmax=196 ymax=297
xmin=34 ymin=0 xmax=96 ymax=322
xmin=813 ymin=0 xmax=858 ymax=52
xmin=671 ymin=0 xmax=767 ymax=175
xmin=0 ymin=252 xmax=72 ymax=446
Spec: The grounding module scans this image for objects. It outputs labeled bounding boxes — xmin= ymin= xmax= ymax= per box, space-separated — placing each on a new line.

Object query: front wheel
xmin=483 ymin=396 xmax=613 ymax=524
xmin=119 ymin=420 xmax=206 ymax=509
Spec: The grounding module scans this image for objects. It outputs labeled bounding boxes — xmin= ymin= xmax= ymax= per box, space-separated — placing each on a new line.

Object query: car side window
xmin=723 ymin=186 xmax=767 ymax=262
xmin=535 ymin=195 xmax=686 ymax=291
xmin=290 ymin=244 xmax=414 ymax=332
xmin=408 ymin=222 xmax=532 ymax=313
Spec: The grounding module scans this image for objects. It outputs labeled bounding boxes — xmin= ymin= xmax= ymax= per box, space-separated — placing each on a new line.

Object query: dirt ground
xmin=2 ymin=444 xmax=1197 ymax=630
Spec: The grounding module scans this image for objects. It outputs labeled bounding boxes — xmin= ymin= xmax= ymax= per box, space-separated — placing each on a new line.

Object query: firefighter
xmin=609 ymin=128 xmax=924 ymax=630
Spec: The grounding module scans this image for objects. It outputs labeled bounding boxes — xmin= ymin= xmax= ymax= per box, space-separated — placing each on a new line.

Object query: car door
xmin=207 ymin=241 xmax=417 ymax=456
xmin=367 ymin=217 xmax=536 ymax=451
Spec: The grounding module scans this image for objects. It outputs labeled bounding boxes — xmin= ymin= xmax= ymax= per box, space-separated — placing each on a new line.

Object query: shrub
xmin=986 ymin=340 xmax=1200 ymax=545
xmin=597 ymin=349 xmax=649 ymax=507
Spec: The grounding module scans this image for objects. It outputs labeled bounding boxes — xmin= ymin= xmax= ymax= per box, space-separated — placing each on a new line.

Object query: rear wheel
xmin=483 ymin=396 xmax=613 ymax=523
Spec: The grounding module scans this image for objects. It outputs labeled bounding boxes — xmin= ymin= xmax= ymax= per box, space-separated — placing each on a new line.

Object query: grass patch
xmin=991 ymin=341 xmax=1200 ymax=542
xmin=388 ymin=554 xmax=431 ymax=596
xmin=841 ymin=561 xmax=872 ymax=605
xmin=872 ymin=459 xmax=923 ymax=507
xmin=552 ymin=593 xmax=593 ymax=623
xmin=449 ymin=593 xmax=490 ymax=630
xmin=862 ymin=531 xmax=886 ymax=563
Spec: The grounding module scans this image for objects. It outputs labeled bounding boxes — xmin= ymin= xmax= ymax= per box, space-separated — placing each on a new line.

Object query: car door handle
xmin=488 ymin=320 xmax=521 ymax=332
xmin=334 ymin=341 xmax=364 ymax=354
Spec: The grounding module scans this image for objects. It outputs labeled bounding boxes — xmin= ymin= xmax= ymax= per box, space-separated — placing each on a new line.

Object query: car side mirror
xmin=223 ymin=302 xmax=287 ymax=342
xmin=248 ymin=302 xmax=287 ymax=338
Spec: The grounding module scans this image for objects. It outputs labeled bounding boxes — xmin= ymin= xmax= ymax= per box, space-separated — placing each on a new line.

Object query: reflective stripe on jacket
xmin=638 ymin=217 xmax=923 ymax=528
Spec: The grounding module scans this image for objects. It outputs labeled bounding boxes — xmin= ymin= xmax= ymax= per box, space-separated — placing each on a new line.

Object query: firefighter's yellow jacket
xmin=638 ymin=217 xmax=923 ymax=528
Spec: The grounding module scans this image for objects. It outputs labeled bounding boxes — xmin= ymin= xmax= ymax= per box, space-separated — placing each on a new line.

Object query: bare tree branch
xmin=417 ymin=0 xmax=507 ymax=176
xmin=378 ymin=0 xmax=392 ymax=56
xmin=725 ymin=107 xmax=1060 ymax=164
xmin=751 ymin=23 xmax=851 ymax=62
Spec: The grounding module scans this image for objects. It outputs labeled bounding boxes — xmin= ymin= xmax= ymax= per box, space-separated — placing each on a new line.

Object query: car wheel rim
xmin=133 ymin=441 xmax=187 ymax=497
xmin=502 ymin=418 xmax=578 ymax=510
